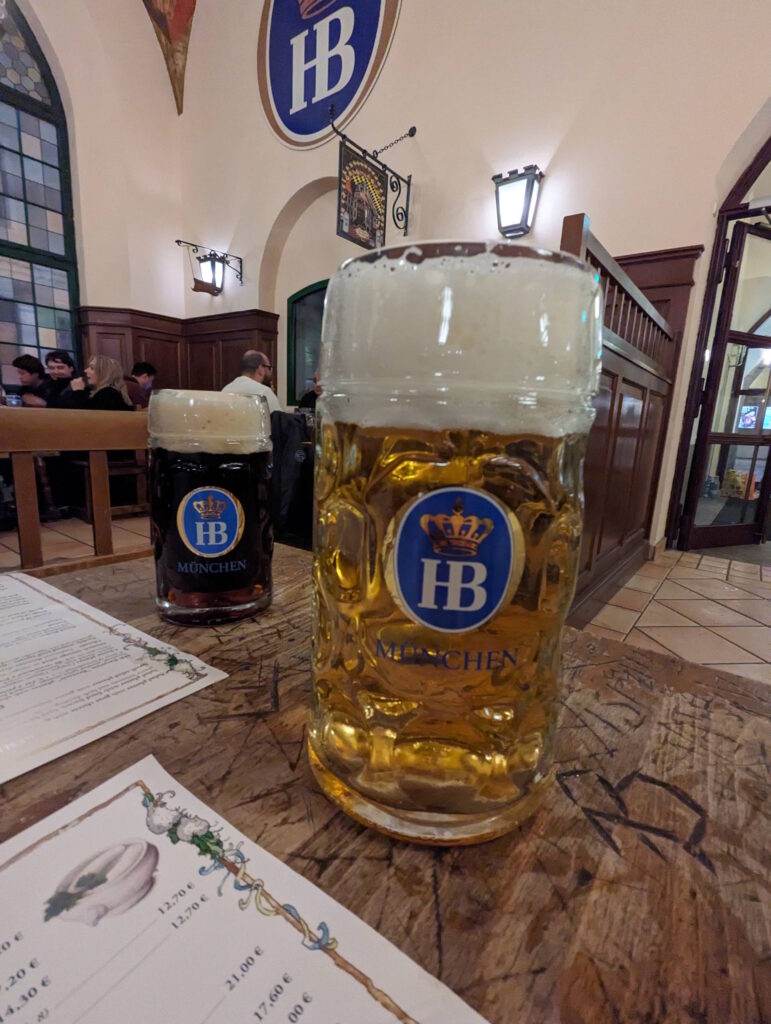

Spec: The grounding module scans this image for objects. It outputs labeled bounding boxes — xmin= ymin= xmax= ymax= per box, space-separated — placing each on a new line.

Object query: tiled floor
xmin=0 ymin=514 xmax=150 ymax=570
xmin=693 ymin=543 xmax=771 ymax=566
xmin=586 ymin=548 xmax=771 ymax=684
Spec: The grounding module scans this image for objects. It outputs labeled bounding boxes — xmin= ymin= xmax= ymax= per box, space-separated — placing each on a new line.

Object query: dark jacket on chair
xmin=270 ymin=410 xmax=314 ymax=549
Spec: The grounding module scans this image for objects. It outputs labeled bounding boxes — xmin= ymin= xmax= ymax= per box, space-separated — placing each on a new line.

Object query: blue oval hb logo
xmin=258 ymin=0 xmax=401 ymax=148
xmin=390 ymin=488 xmax=524 ymax=634
xmin=177 ymin=487 xmax=245 ymax=559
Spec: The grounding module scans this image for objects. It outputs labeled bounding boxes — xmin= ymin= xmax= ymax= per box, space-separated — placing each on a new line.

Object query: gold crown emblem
xmin=193 ymin=494 xmax=227 ymax=519
xmin=297 ymin=0 xmax=338 ymax=19
xmin=420 ymin=498 xmax=494 ymax=558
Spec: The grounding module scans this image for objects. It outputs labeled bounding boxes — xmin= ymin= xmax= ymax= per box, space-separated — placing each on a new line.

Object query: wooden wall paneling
xmin=631 ymin=388 xmax=668 ymax=535
xmin=107 ymin=310 xmax=182 ymax=390
xmin=79 ymin=308 xmax=133 ymax=370
xmin=579 ymin=369 xmax=617 ymax=577
xmin=616 ymin=245 xmax=704 ymax=541
xmin=184 ymin=309 xmax=279 ymax=391
xmin=220 ymin=336 xmax=252 ymax=389
xmin=561 ymin=216 xmax=684 ymax=611
xmin=78 ymin=307 xmax=279 ymax=394
xmin=599 ymin=375 xmax=645 ymax=558
xmin=134 ymin=332 xmax=184 ymax=389
xmin=186 ymin=339 xmax=218 ymax=390
xmin=616 ymin=245 xmax=704 ymax=356
xmin=574 ymin=347 xmax=672 ymax=602
xmin=80 ymin=328 xmax=132 ymax=368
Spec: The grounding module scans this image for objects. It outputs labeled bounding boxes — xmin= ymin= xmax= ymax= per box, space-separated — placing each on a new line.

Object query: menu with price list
xmin=0 ymin=573 xmax=227 ymax=785
xmin=0 ymin=757 xmax=488 ymax=1024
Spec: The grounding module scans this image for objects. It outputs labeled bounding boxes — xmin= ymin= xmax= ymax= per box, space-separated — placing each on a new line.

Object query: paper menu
xmin=0 ymin=573 xmax=227 ymax=784
xmin=0 ymin=757 xmax=489 ymax=1024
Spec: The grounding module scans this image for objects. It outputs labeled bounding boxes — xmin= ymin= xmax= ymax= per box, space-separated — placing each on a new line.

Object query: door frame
xmin=680 ymin=222 xmax=771 ymax=547
xmin=285 ymin=278 xmax=328 ymax=407
xmin=666 ymin=136 xmax=771 ymax=545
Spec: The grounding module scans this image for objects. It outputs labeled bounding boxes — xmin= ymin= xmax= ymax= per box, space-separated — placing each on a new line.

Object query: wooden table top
xmin=2 ymin=547 xmax=770 ymax=1024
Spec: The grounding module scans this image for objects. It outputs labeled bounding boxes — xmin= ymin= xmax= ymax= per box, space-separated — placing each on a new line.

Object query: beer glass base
xmin=156 ymin=592 xmax=271 ymax=625
xmin=308 ymin=742 xmax=552 ymax=846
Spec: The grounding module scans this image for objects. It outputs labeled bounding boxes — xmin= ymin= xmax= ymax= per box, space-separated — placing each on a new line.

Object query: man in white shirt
xmin=222 ymin=350 xmax=281 ymax=414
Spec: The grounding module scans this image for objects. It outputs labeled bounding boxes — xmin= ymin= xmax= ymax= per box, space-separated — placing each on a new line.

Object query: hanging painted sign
xmin=336 ymin=140 xmax=387 ymax=249
xmin=257 ymin=0 xmax=401 ymax=149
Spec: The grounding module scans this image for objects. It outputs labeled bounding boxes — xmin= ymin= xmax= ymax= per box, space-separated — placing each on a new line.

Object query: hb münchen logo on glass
xmin=386 ymin=488 xmax=525 ymax=633
xmin=258 ymin=0 xmax=401 ymax=148
xmin=177 ymin=488 xmax=245 ymax=559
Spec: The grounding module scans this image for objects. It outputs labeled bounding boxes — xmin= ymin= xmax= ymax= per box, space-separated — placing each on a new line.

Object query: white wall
xmin=272 ymin=189 xmax=350 ymax=401
xmin=21 ymin=0 xmax=186 ymax=316
xmin=22 ymin=0 xmax=771 ymax=541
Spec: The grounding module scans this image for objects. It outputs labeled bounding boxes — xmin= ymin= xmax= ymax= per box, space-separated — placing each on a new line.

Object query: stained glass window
xmin=0 ymin=102 xmax=64 ymax=253
xmin=0 ymin=1 xmax=77 ymax=390
xmin=0 ymin=12 xmax=50 ymax=104
xmin=0 ymin=255 xmax=72 ymax=367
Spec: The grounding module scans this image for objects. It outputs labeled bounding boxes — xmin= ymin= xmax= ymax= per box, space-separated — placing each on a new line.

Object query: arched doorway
xmin=260 ymin=177 xmax=351 ymax=406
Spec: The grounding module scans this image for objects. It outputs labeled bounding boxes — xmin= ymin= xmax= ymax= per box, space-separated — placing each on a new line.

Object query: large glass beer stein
xmin=148 ymin=389 xmax=273 ymax=625
xmin=308 ymin=242 xmax=601 ymax=844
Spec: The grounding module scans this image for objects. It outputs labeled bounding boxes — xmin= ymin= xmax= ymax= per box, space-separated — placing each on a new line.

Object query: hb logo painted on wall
xmin=257 ymin=0 xmax=401 ymax=149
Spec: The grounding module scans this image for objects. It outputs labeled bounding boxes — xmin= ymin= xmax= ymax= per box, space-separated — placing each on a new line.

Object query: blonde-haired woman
xmin=59 ymin=355 xmax=133 ymax=411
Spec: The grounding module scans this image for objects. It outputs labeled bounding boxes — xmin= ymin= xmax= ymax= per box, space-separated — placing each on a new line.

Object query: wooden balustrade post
xmin=10 ymin=453 xmax=43 ymax=568
xmin=88 ymin=451 xmax=114 ymax=556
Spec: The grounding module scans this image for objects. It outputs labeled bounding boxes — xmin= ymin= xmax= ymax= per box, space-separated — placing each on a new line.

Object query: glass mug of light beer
xmin=148 ymin=389 xmax=273 ymax=625
xmin=308 ymin=242 xmax=601 ymax=844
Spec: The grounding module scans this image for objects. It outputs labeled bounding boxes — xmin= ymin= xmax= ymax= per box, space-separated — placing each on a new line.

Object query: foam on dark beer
xmin=148 ymin=389 xmax=272 ymax=453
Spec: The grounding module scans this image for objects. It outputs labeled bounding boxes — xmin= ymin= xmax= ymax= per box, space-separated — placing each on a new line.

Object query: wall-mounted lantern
xmin=195 ymin=251 xmax=227 ymax=295
xmin=492 ymin=164 xmax=544 ymax=238
xmin=175 ymin=239 xmax=243 ymax=295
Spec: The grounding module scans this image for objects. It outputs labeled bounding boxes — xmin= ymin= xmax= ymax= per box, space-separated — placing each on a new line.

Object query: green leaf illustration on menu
xmin=112 ymin=631 xmax=206 ymax=681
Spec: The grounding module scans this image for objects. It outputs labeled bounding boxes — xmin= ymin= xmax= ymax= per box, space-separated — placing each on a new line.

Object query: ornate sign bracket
xmin=329 ymin=105 xmax=416 ymax=237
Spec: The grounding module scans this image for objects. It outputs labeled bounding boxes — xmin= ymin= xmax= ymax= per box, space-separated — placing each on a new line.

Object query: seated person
xmin=43 ymin=349 xmax=77 ymax=406
xmin=12 ymin=354 xmax=48 ymax=406
xmin=124 ymin=361 xmax=156 ymax=408
xmin=222 ymin=350 xmax=281 ymax=414
xmin=297 ymin=370 xmax=321 ymax=413
xmin=58 ymin=355 xmax=134 ymax=411
xmin=49 ymin=356 xmax=134 ymax=513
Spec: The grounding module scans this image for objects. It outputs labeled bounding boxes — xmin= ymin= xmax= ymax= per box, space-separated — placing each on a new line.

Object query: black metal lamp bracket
xmin=328 ymin=105 xmax=416 ymax=236
xmin=175 ymin=239 xmax=243 ymax=285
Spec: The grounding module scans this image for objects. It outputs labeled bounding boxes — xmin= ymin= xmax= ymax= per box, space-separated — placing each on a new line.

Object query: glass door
xmin=286 ymin=279 xmax=327 ymax=407
xmin=681 ymin=223 xmax=771 ymax=547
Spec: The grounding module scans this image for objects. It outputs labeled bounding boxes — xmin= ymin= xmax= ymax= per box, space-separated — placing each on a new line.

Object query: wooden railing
xmin=561 ymin=213 xmax=676 ymax=380
xmin=0 ymin=408 xmax=149 ymax=572
xmin=561 ymin=213 xmax=678 ymax=613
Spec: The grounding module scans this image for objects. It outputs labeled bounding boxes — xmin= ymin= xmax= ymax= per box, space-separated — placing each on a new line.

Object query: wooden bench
xmin=0 ymin=407 xmax=150 ymax=573
xmin=70 ymin=450 xmax=149 ymax=523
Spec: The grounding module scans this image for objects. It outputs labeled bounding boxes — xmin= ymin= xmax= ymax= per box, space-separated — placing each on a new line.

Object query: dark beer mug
xmin=148 ymin=389 xmax=273 ymax=624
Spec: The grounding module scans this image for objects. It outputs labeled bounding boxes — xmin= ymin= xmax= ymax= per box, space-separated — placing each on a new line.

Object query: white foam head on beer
xmin=148 ymin=389 xmax=272 ymax=454
xmin=320 ymin=241 xmax=602 ymax=436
